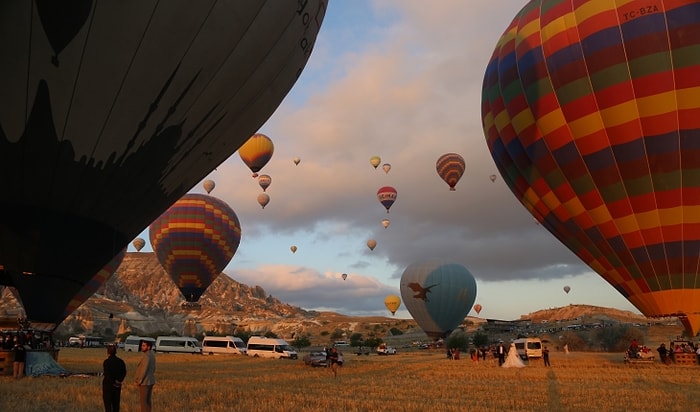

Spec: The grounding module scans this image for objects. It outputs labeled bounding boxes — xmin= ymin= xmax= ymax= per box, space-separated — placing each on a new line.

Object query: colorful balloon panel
xmin=400 ymin=259 xmax=477 ymax=339
xmin=0 ymin=1 xmax=326 ymax=323
xmin=436 ymin=153 xmax=465 ymax=191
xmin=482 ymin=0 xmax=700 ymax=335
xmin=149 ymin=194 xmax=242 ymax=302
xmin=377 ymin=186 xmax=397 ymax=213
xmin=239 ymin=133 xmax=275 ymax=177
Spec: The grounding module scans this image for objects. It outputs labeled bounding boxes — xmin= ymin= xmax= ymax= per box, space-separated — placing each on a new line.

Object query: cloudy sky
xmin=134 ymin=0 xmax=641 ymax=320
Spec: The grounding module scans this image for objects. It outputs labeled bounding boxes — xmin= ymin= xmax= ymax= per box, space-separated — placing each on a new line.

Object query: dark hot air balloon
xmin=0 ymin=1 xmax=326 ymax=325
xmin=290 ymin=245 xmax=297 ymax=254
xmin=482 ymin=0 xmax=700 ymax=336
xmin=132 ymin=238 xmax=146 ymax=252
xmin=563 ymin=286 xmax=571 ymax=295
xmin=436 ymin=153 xmax=465 ymax=191
xmin=149 ymin=194 xmax=242 ymax=303
xmin=258 ymin=175 xmax=272 ymax=192
xmin=341 ymin=273 xmax=348 ymax=281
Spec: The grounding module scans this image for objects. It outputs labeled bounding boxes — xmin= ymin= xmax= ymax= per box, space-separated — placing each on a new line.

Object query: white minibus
xmin=202 ymin=336 xmax=247 ymax=355
xmin=155 ymin=336 xmax=202 ymax=354
xmin=513 ymin=337 xmax=543 ymax=360
xmin=246 ymin=336 xmax=297 ymax=359
xmin=123 ymin=336 xmax=155 ymax=352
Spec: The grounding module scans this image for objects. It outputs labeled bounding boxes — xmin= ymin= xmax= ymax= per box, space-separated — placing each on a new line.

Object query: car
xmin=376 ymin=343 xmax=397 ymax=355
xmin=303 ymin=351 xmax=328 ymax=367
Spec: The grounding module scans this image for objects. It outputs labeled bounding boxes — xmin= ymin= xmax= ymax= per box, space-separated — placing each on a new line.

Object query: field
xmin=1 ymin=347 xmax=699 ymax=412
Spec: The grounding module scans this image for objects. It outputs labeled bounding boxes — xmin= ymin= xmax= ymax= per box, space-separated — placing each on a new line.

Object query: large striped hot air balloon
xmin=239 ymin=133 xmax=275 ymax=178
xmin=0 ymin=1 xmax=326 ymax=325
xmin=436 ymin=153 xmax=465 ymax=191
xmin=482 ymin=0 xmax=700 ymax=336
xmin=149 ymin=194 xmax=242 ymax=303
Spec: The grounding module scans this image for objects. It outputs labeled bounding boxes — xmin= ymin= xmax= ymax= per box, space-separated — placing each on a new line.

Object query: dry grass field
xmin=1 ymin=347 xmax=699 ymax=412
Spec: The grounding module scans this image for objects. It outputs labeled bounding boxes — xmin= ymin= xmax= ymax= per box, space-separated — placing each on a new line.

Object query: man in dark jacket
xmin=103 ymin=344 xmax=127 ymax=412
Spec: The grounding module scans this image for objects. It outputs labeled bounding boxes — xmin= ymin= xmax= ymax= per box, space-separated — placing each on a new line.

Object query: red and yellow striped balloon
xmin=149 ymin=194 xmax=241 ymax=302
xmin=436 ymin=153 xmax=465 ymax=191
xmin=482 ymin=0 xmax=700 ymax=336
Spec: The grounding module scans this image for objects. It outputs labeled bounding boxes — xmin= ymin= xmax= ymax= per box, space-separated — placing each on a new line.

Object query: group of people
xmin=102 ymin=339 xmax=156 ymax=412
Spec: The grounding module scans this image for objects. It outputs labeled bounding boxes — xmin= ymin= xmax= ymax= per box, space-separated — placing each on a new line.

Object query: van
xmin=155 ymin=336 xmax=202 ymax=354
xmin=202 ymin=336 xmax=247 ymax=355
xmin=123 ymin=335 xmax=155 ymax=352
xmin=246 ymin=336 xmax=298 ymax=359
xmin=513 ymin=337 xmax=543 ymax=360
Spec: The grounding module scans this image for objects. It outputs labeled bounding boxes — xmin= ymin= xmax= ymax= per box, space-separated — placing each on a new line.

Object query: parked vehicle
xmin=303 ymin=351 xmax=328 ymax=367
xmin=202 ymin=336 xmax=247 ymax=355
xmin=155 ymin=336 xmax=202 ymax=354
xmin=513 ymin=338 xmax=542 ymax=360
xmin=246 ymin=336 xmax=297 ymax=359
xmin=123 ymin=335 xmax=155 ymax=352
xmin=376 ymin=343 xmax=397 ymax=355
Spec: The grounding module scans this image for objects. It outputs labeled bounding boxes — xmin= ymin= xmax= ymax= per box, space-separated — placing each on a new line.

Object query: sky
xmin=132 ymin=0 xmax=642 ymax=321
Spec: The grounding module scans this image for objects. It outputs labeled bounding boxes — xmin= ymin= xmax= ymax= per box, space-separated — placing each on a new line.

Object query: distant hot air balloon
xmin=563 ymin=286 xmax=571 ymax=295
xmin=382 ymin=163 xmax=391 ymax=174
xmin=257 ymin=193 xmax=270 ymax=209
xmin=293 ymin=157 xmax=301 ymax=165
xmin=489 ymin=174 xmax=497 ymax=183
xmin=239 ymin=133 xmax=274 ymax=177
xmin=370 ymin=156 xmax=381 ymax=169
xmin=0 ymin=2 xmax=326 ymax=325
xmin=341 ymin=273 xmax=348 ymax=281
xmin=258 ymin=174 xmax=272 ymax=192
xmin=482 ymin=0 xmax=700 ymax=336
xmin=132 ymin=238 xmax=146 ymax=252
xmin=367 ymin=239 xmax=377 ymax=251
xmin=149 ymin=194 xmax=242 ymax=303
xmin=381 ymin=219 xmax=390 ymax=229
xmin=203 ymin=180 xmax=216 ymax=194
xmin=473 ymin=303 xmax=482 ymax=315
xmin=377 ymin=186 xmax=397 ymax=213
xmin=436 ymin=153 xmax=465 ymax=191
xmin=290 ymin=245 xmax=297 ymax=254
xmin=400 ymin=259 xmax=477 ymax=339
xmin=384 ymin=295 xmax=401 ymax=315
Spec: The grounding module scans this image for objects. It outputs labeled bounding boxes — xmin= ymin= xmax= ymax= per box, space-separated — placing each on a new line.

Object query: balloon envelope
xmin=239 ymin=133 xmax=274 ymax=178
xmin=382 ymin=163 xmax=391 ymax=174
xmin=473 ymin=303 xmax=482 ymax=315
xmin=0 ymin=2 xmax=326 ymax=324
xmin=400 ymin=259 xmax=477 ymax=339
xmin=377 ymin=186 xmax=397 ymax=213
xmin=290 ymin=245 xmax=297 ymax=254
xmin=258 ymin=174 xmax=272 ymax=192
xmin=489 ymin=174 xmax=497 ymax=183
xmin=436 ymin=153 xmax=465 ymax=191
xmin=132 ymin=238 xmax=146 ymax=252
xmin=381 ymin=218 xmax=390 ymax=229
xmin=149 ymin=194 xmax=242 ymax=303
xmin=370 ymin=156 xmax=381 ymax=169
xmin=384 ymin=294 xmax=401 ymax=315
xmin=293 ymin=157 xmax=301 ymax=165
xmin=203 ymin=180 xmax=216 ymax=194
xmin=367 ymin=239 xmax=377 ymax=251
xmin=482 ymin=0 xmax=700 ymax=336
xmin=341 ymin=273 xmax=348 ymax=281
xmin=564 ymin=286 xmax=571 ymax=295
xmin=257 ymin=193 xmax=270 ymax=209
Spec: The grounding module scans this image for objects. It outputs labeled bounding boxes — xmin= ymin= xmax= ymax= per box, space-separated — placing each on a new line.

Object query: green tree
xmin=291 ymin=335 xmax=311 ymax=349
xmin=330 ymin=329 xmax=345 ymax=340
xmin=364 ymin=337 xmax=383 ymax=349
xmin=349 ymin=333 xmax=364 ymax=347
xmin=472 ymin=332 xmax=489 ymax=348
xmin=446 ymin=332 xmax=468 ymax=351
xmin=388 ymin=327 xmax=403 ymax=336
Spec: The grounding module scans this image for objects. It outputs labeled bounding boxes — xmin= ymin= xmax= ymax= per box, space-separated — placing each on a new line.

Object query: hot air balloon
xmin=149 ymin=194 xmax=242 ymax=303
xmin=382 ymin=163 xmax=391 ymax=174
xmin=377 ymin=186 xmax=397 ymax=213
xmin=341 ymin=273 xmax=348 ymax=281
xmin=370 ymin=156 xmax=381 ymax=169
xmin=482 ymin=0 xmax=700 ymax=336
xmin=203 ymin=180 xmax=216 ymax=194
xmin=400 ymin=259 xmax=477 ymax=339
xmin=257 ymin=193 xmax=270 ymax=209
xmin=132 ymin=238 xmax=146 ymax=252
xmin=290 ymin=245 xmax=297 ymax=254
xmin=563 ymin=286 xmax=571 ymax=295
xmin=489 ymin=174 xmax=497 ymax=183
xmin=239 ymin=133 xmax=274 ymax=178
xmin=0 ymin=2 xmax=325 ymax=325
xmin=473 ymin=303 xmax=482 ymax=315
xmin=381 ymin=218 xmax=390 ymax=229
xmin=436 ymin=153 xmax=465 ymax=191
xmin=384 ymin=295 xmax=401 ymax=315
xmin=258 ymin=174 xmax=272 ymax=192
xmin=367 ymin=239 xmax=377 ymax=251
xmin=293 ymin=157 xmax=301 ymax=165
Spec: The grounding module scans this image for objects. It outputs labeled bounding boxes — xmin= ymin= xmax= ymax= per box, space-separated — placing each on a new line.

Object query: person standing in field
xmin=543 ymin=346 xmax=550 ymax=367
xmin=103 ymin=344 xmax=126 ymax=412
xmin=134 ymin=339 xmax=156 ymax=412
xmin=12 ymin=336 xmax=26 ymax=379
xmin=327 ymin=347 xmax=341 ymax=378
xmin=497 ymin=342 xmax=506 ymax=366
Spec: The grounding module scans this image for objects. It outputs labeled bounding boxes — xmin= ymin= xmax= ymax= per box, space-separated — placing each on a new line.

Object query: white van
xmin=202 ymin=336 xmax=247 ymax=355
xmin=155 ymin=336 xmax=202 ymax=354
xmin=123 ymin=336 xmax=155 ymax=352
xmin=513 ymin=337 xmax=543 ymax=360
xmin=246 ymin=336 xmax=297 ymax=359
